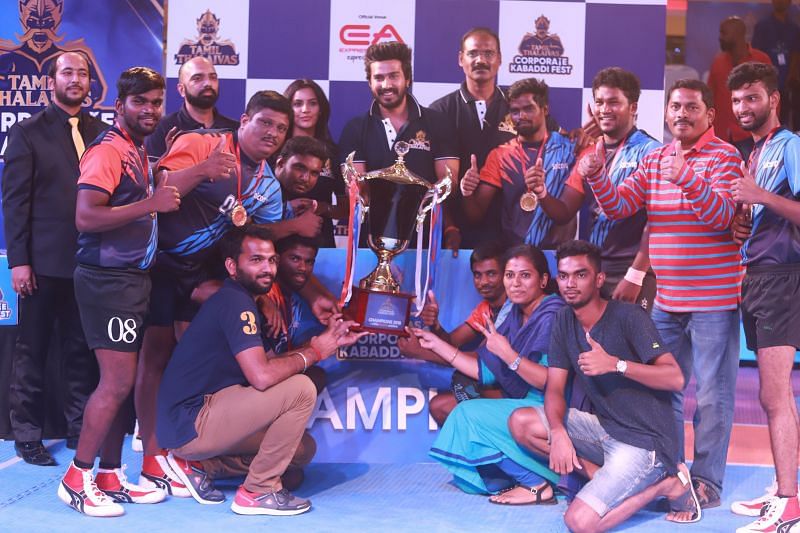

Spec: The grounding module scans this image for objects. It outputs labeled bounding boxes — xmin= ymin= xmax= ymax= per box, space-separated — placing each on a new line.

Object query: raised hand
xmin=294 ymin=209 xmax=323 ymax=238
xmin=523 ymin=157 xmax=546 ymax=197
xmin=732 ymin=161 xmax=765 ymax=205
xmin=150 ymin=173 xmax=181 ymax=212
xmin=577 ymin=332 xmax=616 ymax=376
xmin=659 ymin=140 xmax=685 ymax=183
xmin=203 ymin=137 xmax=238 ymax=181
xmin=460 ymin=154 xmax=480 ymax=197
xmin=420 ymin=289 xmax=440 ymax=329
xmin=577 ymin=139 xmax=605 ymax=178
xmin=474 ymin=312 xmax=515 ymax=362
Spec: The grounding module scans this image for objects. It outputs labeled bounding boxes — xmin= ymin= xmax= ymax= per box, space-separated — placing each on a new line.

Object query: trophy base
xmin=344 ymin=287 xmax=413 ymax=337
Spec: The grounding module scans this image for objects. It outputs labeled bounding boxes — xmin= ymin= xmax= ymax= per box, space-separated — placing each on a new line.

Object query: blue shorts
xmin=535 ymin=406 xmax=667 ymax=517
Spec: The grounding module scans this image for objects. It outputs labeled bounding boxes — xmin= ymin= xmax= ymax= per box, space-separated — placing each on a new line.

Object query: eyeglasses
xmin=463 ymin=50 xmax=498 ymax=60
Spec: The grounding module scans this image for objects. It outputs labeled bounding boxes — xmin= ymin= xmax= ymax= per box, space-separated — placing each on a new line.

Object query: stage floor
xmin=0 ymin=367 xmax=792 ymax=532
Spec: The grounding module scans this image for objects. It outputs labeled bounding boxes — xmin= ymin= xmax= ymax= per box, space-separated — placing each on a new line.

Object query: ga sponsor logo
xmin=175 ymin=10 xmax=240 ymax=66
xmin=510 ymin=15 xmax=573 ymax=75
xmin=339 ymin=24 xmax=404 ymax=47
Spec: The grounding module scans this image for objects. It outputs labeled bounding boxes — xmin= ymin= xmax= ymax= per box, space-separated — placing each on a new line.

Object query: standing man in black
xmin=145 ymin=56 xmax=239 ymax=158
xmin=2 ymin=51 xmax=107 ymax=465
xmin=429 ymin=27 xmax=515 ymax=250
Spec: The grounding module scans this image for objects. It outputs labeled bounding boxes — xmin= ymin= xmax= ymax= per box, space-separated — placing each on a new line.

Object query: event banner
xmin=163 ymin=0 xmax=667 ymax=142
xmin=0 ymin=0 xmax=164 ymax=156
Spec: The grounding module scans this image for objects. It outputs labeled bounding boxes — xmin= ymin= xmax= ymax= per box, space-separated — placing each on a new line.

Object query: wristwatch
xmin=508 ymin=356 xmax=522 ymax=372
xmin=615 ymin=358 xmax=628 ymax=375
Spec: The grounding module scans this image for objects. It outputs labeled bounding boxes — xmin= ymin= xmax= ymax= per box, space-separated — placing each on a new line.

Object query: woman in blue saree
xmin=409 ymin=244 xmax=564 ymax=505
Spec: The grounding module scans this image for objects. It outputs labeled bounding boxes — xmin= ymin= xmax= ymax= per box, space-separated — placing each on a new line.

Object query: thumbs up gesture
xmin=203 ymin=136 xmax=238 ymax=181
xmin=577 ymin=139 xmax=605 ymax=178
xmin=420 ymin=289 xmax=440 ymax=329
xmin=460 ymin=154 xmax=480 ymax=197
xmin=150 ymin=172 xmax=181 ymax=213
xmin=577 ymin=332 xmax=616 ymax=376
xmin=732 ymin=161 xmax=764 ymax=205
xmin=660 ymin=140 xmax=686 ymax=183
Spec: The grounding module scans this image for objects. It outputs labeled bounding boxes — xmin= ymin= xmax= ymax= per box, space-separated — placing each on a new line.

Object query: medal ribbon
xmin=747 ymin=126 xmax=780 ymax=173
xmin=339 ymin=177 xmax=363 ymax=306
xmin=234 ymin=140 xmax=266 ymax=207
xmin=117 ymin=122 xmax=154 ymax=194
xmin=522 ymin=130 xmax=548 ymax=196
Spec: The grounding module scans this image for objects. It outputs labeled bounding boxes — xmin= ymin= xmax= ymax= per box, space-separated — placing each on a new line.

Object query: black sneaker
xmin=15 ymin=441 xmax=57 ymax=466
xmin=230 ymin=485 xmax=311 ymax=516
xmin=166 ymin=453 xmax=225 ymax=504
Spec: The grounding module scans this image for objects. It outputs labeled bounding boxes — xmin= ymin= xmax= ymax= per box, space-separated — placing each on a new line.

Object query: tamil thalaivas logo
xmin=175 ymin=10 xmax=240 ymax=66
xmin=407 ymin=130 xmax=431 ymax=152
xmin=510 ymin=15 xmax=573 ymax=75
xmin=0 ymin=0 xmax=108 ymax=108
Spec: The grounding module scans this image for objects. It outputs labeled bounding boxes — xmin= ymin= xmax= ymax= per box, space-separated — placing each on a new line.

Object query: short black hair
xmin=117 ymin=67 xmax=165 ymax=101
xmin=278 ymin=135 xmax=329 ymax=165
xmin=508 ymin=78 xmax=549 ymax=108
xmin=220 ymin=224 xmax=275 ymax=263
xmin=460 ymin=27 xmax=500 ymax=51
xmin=555 ymin=240 xmax=602 ymax=274
xmin=275 ymin=234 xmax=320 ymax=255
xmin=364 ymin=41 xmax=413 ymax=83
xmin=727 ymin=61 xmax=780 ymax=94
xmin=667 ymin=78 xmax=714 ymax=110
xmin=245 ymin=90 xmax=293 ymax=133
xmin=504 ymin=244 xmax=556 ymax=294
xmin=48 ymin=51 xmax=90 ymax=79
xmin=592 ymin=67 xmax=641 ymax=104
xmin=470 ymin=241 xmax=507 ymax=270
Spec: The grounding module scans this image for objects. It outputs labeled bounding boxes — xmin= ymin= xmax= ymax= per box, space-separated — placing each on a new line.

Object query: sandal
xmin=488 ymin=482 xmax=558 ymax=506
xmin=692 ymin=478 xmax=721 ymax=509
xmin=667 ymin=464 xmax=702 ymax=523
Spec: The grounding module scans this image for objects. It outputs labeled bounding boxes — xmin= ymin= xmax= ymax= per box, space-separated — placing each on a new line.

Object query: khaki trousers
xmin=174 ymin=374 xmax=316 ymax=492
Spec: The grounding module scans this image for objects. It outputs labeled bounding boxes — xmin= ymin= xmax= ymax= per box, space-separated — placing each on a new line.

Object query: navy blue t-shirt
xmin=156 ymin=278 xmax=263 ymax=449
xmin=548 ymin=300 xmax=679 ymax=474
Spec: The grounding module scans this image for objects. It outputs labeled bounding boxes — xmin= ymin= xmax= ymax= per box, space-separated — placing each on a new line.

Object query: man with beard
xmin=582 ymin=79 xmax=743 ymax=510
xmin=338 ymin=41 xmax=459 ymax=238
xmin=59 ymin=67 xmax=179 ymax=517
xmin=2 ymin=51 xmax=106 ymax=466
xmin=726 ymin=62 xmax=800 ymax=532
xmin=157 ymin=225 xmax=365 ymax=515
xmin=708 ymin=17 xmax=771 ymax=145
xmin=462 ymin=77 xmax=576 ymax=247
xmin=273 ymin=136 xmax=326 ymax=241
xmin=145 ymin=57 xmax=239 ymax=158
xmin=533 ymin=68 xmax=660 ymax=310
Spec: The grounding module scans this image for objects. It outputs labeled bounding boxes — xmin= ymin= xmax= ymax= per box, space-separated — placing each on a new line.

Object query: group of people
xmin=0 ymin=22 xmax=797 ymax=533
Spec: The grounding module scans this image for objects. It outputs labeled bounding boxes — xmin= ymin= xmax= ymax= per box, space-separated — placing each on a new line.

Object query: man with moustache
xmin=581 ymin=79 xmax=744 ymax=508
xmin=533 ymin=68 xmax=660 ymax=310
xmin=338 ymin=41 xmax=459 ymax=237
xmin=429 ymin=27 xmax=516 ymax=249
xmin=727 ymin=62 xmax=800 ymax=532
xmin=59 ymin=67 xmax=179 ymax=517
xmin=462 ymin=77 xmax=576 ymax=248
xmin=273 ymin=136 xmax=326 ymax=240
xmin=145 ymin=56 xmax=239 ymax=158
xmin=2 ymin=51 xmax=106 ymax=465
xmin=708 ymin=17 xmax=771 ymax=145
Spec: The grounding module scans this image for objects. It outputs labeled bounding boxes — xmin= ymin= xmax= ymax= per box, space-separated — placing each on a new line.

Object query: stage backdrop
xmin=164 ymin=0 xmax=668 ymax=143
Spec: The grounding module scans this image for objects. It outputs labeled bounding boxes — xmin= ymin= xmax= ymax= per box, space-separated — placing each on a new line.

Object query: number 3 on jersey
xmin=241 ymin=311 xmax=258 ymax=335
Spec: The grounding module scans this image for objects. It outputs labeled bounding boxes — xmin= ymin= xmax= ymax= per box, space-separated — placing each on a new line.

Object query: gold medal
xmin=519 ymin=191 xmax=538 ymax=212
xmin=231 ymin=203 xmax=247 ymax=227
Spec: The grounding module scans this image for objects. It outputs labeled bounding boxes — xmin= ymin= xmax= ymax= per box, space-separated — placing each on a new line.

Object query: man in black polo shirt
xmin=338 ymin=41 xmax=459 ymax=242
xmin=429 ymin=27 xmax=516 ymax=249
xmin=145 ymin=56 xmax=239 ymax=158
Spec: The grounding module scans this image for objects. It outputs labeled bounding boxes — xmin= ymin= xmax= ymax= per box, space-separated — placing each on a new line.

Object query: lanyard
xmin=602 ymin=129 xmax=633 ymax=177
xmin=234 ymin=139 xmax=266 ymax=203
xmin=520 ymin=131 xmax=549 ymax=179
xmin=117 ymin=122 xmax=153 ymax=192
xmin=747 ymin=126 xmax=780 ymax=173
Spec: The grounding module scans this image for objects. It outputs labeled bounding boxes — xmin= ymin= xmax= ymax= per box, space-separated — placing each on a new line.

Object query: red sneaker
xmin=139 ymin=454 xmax=191 ymax=497
xmin=57 ymin=462 xmax=124 ymax=517
xmin=95 ymin=465 xmax=166 ymax=504
xmin=230 ymin=485 xmax=311 ymax=516
xmin=736 ymin=495 xmax=800 ymax=533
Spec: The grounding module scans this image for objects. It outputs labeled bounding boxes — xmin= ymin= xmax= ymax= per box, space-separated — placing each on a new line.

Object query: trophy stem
xmin=359 ymin=249 xmax=400 ymax=293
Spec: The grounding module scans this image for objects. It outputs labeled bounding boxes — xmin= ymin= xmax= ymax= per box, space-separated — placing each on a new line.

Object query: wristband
xmin=296 ymin=352 xmax=308 ymax=372
xmin=624 ymin=267 xmax=646 ymax=286
xmin=535 ymin=188 xmax=548 ymax=201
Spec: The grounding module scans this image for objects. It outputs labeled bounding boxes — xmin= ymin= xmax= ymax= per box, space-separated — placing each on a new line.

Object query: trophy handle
xmin=416 ymin=170 xmax=453 ymax=225
xmin=343 ymin=151 xmax=368 ymax=218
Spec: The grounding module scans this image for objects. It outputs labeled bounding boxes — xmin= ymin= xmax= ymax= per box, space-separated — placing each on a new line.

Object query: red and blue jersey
xmin=741 ymin=128 xmax=800 ymax=266
xmin=76 ymin=126 xmax=157 ymax=270
xmin=585 ymin=127 xmax=743 ymax=312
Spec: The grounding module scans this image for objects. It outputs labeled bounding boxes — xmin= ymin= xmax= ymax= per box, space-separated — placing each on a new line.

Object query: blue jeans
xmin=650 ymin=307 xmax=739 ymax=494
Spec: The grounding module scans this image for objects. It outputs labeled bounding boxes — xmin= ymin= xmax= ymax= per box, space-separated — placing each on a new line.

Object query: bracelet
xmin=624 ymin=267 xmax=646 ymax=286
xmin=535 ymin=188 xmax=548 ymax=200
xmin=308 ymin=338 xmax=323 ymax=363
xmin=295 ymin=352 xmax=308 ymax=372
xmin=448 ymin=348 xmax=459 ymax=364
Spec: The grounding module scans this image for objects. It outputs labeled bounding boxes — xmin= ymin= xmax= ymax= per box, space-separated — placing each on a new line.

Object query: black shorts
xmin=742 ymin=264 xmax=800 ymax=351
xmin=74 ymin=264 xmax=151 ymax=352
xmin=147 ymin=253 xmax=223 ymax=326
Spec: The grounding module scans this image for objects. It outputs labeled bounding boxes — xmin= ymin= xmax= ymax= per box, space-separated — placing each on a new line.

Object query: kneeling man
xmin=156 ymin=224 xmax=364 ymax=516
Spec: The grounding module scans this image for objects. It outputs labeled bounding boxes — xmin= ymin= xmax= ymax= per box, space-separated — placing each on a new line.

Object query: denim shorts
xmin=535 ymin=407 xmax=667 ymax=517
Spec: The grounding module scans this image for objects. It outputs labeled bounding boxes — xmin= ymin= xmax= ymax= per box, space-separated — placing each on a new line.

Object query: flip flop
xmin=488 ymin=482 xmax=558 ymax=506
xmin=667 ymin=464 xmax=702 ymax=524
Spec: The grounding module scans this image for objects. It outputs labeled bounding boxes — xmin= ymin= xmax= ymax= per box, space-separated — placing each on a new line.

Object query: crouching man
xmin=156 ymin=224 xmax=365 ymax=516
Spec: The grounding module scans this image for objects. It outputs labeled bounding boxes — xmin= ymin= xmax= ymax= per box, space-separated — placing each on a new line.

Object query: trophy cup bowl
xmin=342 ymin=142 xmax=451 ymax=336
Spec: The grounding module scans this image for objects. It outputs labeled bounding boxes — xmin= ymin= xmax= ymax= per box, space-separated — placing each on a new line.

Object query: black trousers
xmin=9 ymin=274 xmax=98 ymax=441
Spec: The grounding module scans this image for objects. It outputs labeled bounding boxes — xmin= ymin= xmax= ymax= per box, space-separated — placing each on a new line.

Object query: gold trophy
xmin=341 ymin=142 xmax=451 ymax=335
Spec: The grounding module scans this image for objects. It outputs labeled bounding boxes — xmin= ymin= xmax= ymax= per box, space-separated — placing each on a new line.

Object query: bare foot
xmin=489 ymin=482 xmax=554 ymax=505
xmin=665 ymin=463 xmax=701 ymax=523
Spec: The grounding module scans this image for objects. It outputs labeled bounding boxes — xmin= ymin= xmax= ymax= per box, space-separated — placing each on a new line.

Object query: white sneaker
xmin=735 ymin=495 xmax=800 ymax=532
xmin=95 ymin=465 xmax=166 ymax=504
xmin=139 ymin=454 xmax=192 ymax=498
xmin=131 ymin=420 xmax=143 ymax=453
xmin=58 ymin=462 xmax=125 ymax=517
xmin=732 ymin=479 xmax=778 ymax=517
